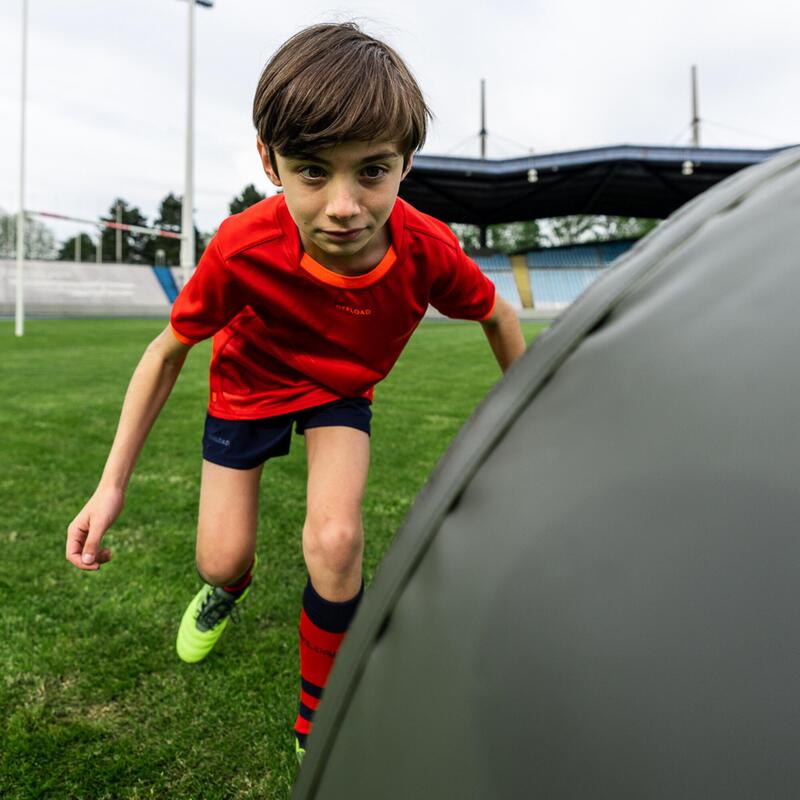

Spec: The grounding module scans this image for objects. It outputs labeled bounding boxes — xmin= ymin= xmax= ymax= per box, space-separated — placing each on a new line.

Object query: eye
xmin=298 ymin=165 xmax=326 ymax=180
xmin=362 ymin=165 xmax=388 ymax=180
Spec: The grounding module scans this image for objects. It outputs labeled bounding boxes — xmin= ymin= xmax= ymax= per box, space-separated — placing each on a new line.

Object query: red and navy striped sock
xmin=294 ymin=577 xmax=364 ymax=747
xmin=221 ymin=558 xmax=254 ymax=597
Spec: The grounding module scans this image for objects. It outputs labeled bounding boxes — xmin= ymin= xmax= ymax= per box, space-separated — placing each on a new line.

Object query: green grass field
xmin=0 ymin=318 xmax=544 ymax=800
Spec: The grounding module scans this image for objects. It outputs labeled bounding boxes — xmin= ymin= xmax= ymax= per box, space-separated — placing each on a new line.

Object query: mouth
xmin=322 ymin=228 xmax=365 ymax=242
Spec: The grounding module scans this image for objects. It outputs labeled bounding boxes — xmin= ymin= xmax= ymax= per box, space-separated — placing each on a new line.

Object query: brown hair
xmin=253 ymin=22 xmax=431 ymax=167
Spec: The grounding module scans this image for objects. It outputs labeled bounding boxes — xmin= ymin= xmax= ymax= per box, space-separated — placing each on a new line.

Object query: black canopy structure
xmin=400 ymin=143 xmax=796 ymax=225
xmin=293 ymin=145 xmax=800 ymax=798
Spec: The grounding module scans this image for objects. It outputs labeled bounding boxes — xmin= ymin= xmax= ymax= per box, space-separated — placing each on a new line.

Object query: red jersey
xmin=170 ymin=194 xmax=496 ymax=420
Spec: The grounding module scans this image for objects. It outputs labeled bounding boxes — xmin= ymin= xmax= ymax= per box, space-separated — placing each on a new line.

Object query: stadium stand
xmin=0 ymin=259 xmax=173 ymax=317
xmin=472 ymin=254 xmax=522 ymax=309
xmin=528 ymin=268 xmax=605 ymax=310
xmin=526 ymin=240 xmax=636 ymax=310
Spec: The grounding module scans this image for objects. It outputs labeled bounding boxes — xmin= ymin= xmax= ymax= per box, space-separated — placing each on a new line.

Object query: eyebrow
xmin=288 ymin=150 xmax=401 ymax=165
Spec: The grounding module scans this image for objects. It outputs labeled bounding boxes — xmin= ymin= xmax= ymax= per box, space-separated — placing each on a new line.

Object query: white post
xmin=96 ymin=227 xmax=102 ymax=263
xmin=691 ymin=65 xmax=701 ymax=148
xmin=180 ymin=0 xmax=196 ymax=287
xmin=116 ymin=200 xmax=122 ymax=262
xmin=479 ymin=78 xmax=487 ymax=159
xmin=15 ymin=0 xmax=28 ymax=338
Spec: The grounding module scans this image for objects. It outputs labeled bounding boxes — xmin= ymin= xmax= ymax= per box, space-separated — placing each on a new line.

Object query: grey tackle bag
xmin=294 ymin=146 xmax=800 ymax=800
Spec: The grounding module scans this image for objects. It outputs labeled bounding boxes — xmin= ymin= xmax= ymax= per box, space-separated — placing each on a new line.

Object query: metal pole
xmin=15 ymin=0 xmax=29 ymax=338
xmin=97 ymin=227 xmax=102 ymax=263
xmin=691 ymin=65 xmax=700 ymax=148
xmin=479 ymin=78 xmax=487 ymax=159
xmin=116 ymin=200 xmax=122 ymax=262
xmin=75 ymin=232 xmax=81 ymax=262
xmin=180 ymin=0 xmax=196 ymax=286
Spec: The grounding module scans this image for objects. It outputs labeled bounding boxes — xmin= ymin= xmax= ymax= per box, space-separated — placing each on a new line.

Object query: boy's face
xmin=257 ymin=138 xmax=412 ymax=271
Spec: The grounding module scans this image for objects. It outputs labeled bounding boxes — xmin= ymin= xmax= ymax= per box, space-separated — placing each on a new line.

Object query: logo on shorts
xmin=209 ymin=435 xmax=231 ymax=447
xmin=335 ymin=303 xmax=372 ymax=316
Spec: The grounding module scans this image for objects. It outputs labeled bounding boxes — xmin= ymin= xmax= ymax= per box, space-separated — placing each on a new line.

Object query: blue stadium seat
xmin=529 ymin=269 xmax=604 ymax=310
xmin=601 ymin=240 xmax=636 ymax=263
xmin=528 ymin=247 xmax=601 ymax=268
xmin=473 ymin=255 xmax=522 ymax=309
xmin=523 ymin=241 xmax=636 ymax=309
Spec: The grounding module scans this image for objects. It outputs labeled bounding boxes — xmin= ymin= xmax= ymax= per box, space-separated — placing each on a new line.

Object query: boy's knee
xmin=196 ymin=553 xmax=253 ymax=587
xmin=303 ymin=517 xmax=363 ymax=575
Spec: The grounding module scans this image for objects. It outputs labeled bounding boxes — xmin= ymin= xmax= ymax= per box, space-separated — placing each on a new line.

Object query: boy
xmin=65 ymin=22 xmax=525 ymax=764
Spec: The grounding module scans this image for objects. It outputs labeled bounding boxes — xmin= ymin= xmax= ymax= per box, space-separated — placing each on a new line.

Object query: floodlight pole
xmin=479 ymin=78 xmax=488 ymax=249
xmin=15 ymin=0 xmax=29 ymax=337
xmin=691 ymin=65 xmax=701 ymax=148
xmin=180 ymin=0 xmax=196 ymax=287
xmin=179 ymin=0 xmax=213 ymax=288
xmin=479 ymin=78 xmax=487 ymax=159
xmin=116 ymin=200 xmax=122 ymax=262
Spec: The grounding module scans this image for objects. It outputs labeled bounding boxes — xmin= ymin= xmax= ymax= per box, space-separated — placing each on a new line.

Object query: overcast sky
xmin=1 ymin=0 xmax=798 ymax=244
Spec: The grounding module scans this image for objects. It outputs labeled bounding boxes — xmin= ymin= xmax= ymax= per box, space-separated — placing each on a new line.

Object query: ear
xmin=401 ymin=153 xmax=414 ymax=181
xmin=256 ymin=137 xmax=282 ymax=187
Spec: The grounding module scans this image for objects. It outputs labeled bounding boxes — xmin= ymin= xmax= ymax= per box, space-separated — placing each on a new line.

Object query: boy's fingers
xmin=81 ymin=515 xmax=112 ymax=566
xmin=67 ymin=541 xmax=100 ymax=569
xmin=66 ymin=515 xmax=109 ymax=570
xmin=66 ymin=518 xmax=89 ymax=568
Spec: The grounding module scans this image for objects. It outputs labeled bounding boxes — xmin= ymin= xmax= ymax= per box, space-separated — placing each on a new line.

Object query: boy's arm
xmin=66 ymin=325 xmax=192 ymax=571
xmin=480 ymin=295 xmax=526 ymax=373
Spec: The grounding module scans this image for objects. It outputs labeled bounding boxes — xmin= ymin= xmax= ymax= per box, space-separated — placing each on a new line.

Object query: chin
xmin=316 ymin=239 xmax=359 ymax=254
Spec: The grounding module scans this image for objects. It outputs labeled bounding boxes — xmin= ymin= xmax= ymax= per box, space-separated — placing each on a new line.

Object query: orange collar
xmin=299 ymin=244 xmax=397 ymax=289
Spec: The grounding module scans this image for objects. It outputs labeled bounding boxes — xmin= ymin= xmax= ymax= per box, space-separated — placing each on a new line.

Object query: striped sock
xmin=222 ymin=558 xmax=254 ymax=596
xmin=294 ymin=578 xmax=364 ymax=746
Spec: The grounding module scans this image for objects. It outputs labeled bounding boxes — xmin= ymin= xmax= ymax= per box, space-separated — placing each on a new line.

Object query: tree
xmin=99 ymin=199 xmax=149 ymax=263
xmin=603 ymin=216 xmax=660 ymax=240
xmin=0 ymin=212 xmax=14 ymax=259
xmin=450 ymin=223 xmax=482 ymax=251
xmin=229 ymin=184 xmax=266 ymax=215
xmin=451 ymin=216 xmax=658 ymax=254
xmin=540 ymin=215 xmax=659 ymax=247
xmin=450 ymin=220 xmax=543 ymax=254
xmin=0 ymin=209 xmax=57 ymax=260
xmin=488 ymin=220 xmax=542 ymax=254
xmin=140 ymin=192 xmax=205 ymax=266
xmin=58 ymin=233 xmax=98 ymax=261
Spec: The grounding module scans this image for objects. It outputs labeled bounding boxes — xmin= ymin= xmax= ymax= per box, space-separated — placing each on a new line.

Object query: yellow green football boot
xmin=176 ymin=559 xmax=255 ymax=663
xmin=295 ymin=736 xmax=306 ymax=766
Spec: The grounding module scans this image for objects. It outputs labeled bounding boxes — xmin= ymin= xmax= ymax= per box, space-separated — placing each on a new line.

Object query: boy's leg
xmin=176 ymin=459 xmax=263 ymax=663
xmin=295 ymin=426 xmax=369 ymax=748
xmin=303 ymin=426 xmax=368 ymax=599
xmin=196 ymin=459 xmax=263 ymax=585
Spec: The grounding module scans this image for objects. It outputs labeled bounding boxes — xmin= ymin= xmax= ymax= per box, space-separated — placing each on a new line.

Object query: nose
xmin=325 ymin=179 xmax=360 ymax=222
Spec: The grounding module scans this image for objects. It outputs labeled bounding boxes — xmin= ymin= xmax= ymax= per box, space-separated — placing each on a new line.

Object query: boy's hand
xmin=66 ymin=487 xmax=124 ymax=571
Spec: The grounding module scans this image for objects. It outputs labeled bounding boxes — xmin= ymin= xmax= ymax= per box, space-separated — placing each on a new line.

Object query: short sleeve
xmin=170 ymin=236 xmax=245 ymax=344
xmin=429 ymin=244 xmax=497 ymax=321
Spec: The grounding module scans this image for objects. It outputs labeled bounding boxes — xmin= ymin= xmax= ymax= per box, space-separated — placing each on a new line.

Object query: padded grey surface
xmin=294 ymin=147 xmax=800 ymax=799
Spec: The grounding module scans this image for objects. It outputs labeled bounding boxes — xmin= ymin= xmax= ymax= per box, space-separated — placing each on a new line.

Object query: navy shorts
xmin=202 ymin=397 xmax=372 ymax=470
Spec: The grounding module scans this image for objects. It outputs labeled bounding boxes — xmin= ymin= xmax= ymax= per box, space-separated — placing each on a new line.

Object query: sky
xmin=0 ymin=0 xmax=798 ymax=246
